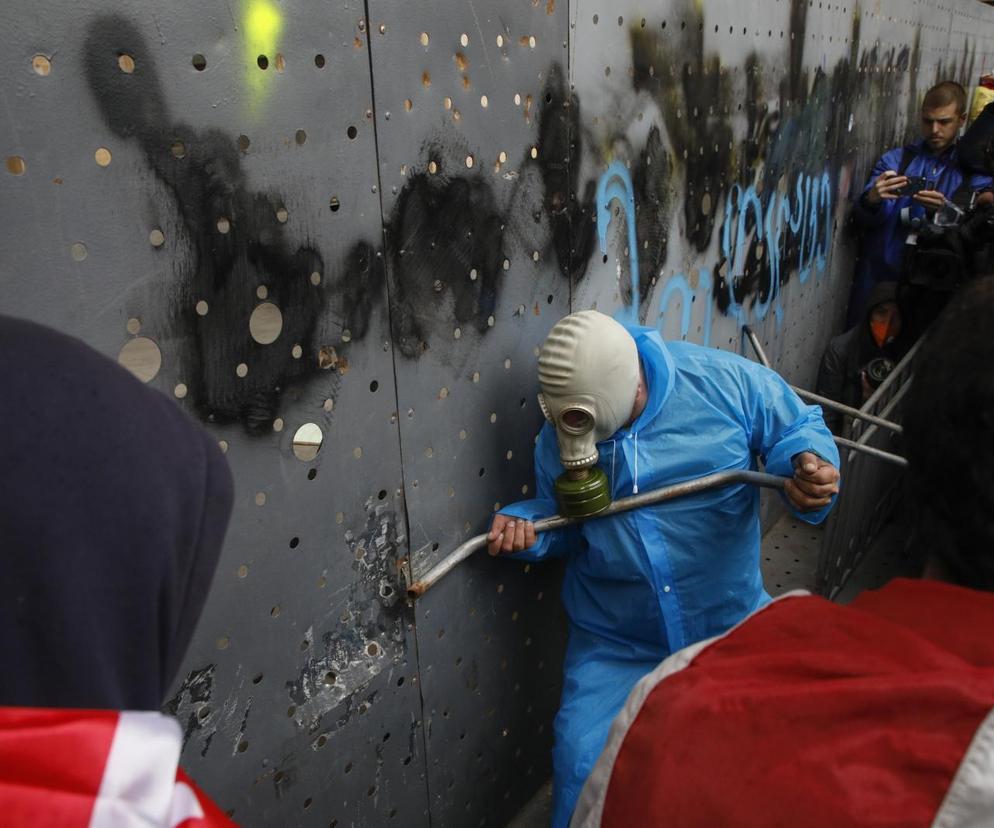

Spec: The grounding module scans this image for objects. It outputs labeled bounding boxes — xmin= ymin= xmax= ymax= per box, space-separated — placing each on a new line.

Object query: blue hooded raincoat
xmin=500 ymin=326 xmax=840 ymax=828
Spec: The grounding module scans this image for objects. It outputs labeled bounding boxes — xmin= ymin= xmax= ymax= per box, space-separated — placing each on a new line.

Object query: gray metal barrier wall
xmin=2 ymin=1 xmax=993 ymax=825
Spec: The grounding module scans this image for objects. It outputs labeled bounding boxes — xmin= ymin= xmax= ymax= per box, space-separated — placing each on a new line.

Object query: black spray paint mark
xmin=630 ymin=1 xmax=735 ymax=254
xmin=536 ymin=62 xmax=597 ymax=282
xmin=385 ymin=61 xmax=587 ymax=358
xmin=632 ymin=126 xmax=672 ymax=306
xmin=83 ymin=16 xmax=382 ymax=432
xmin=387 ymin=161 xmax=505 ymax=359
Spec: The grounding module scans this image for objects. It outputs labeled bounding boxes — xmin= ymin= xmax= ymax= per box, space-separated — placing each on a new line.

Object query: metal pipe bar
xmin=856 ymin=379 xmax=912 ymax=449
xmin=833 ymin=436 xmax=907 ymax=468
xmin=407 ymin=469 xmax=787 ymax=599
xmin=742 ymin=326 xmax=903 ymax=435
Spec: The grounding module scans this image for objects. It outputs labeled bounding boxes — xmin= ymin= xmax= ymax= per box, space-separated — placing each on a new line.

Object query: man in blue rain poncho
xmin=488 ymin=311 xmax=840 ymax=828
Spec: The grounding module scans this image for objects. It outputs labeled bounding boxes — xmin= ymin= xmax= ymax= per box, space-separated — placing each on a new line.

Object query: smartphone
xmin=896 ymin=176 xmax=935 ymax=196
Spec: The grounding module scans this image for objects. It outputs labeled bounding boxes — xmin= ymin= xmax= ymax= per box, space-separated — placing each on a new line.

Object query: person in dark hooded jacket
xmin=0 ymin=314 xmax=235 ymax=826
xmin=816 ymin=282 xmax=909 ymax=435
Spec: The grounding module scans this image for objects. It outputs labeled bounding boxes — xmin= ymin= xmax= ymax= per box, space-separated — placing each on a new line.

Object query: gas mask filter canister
xmin=536 ymin=311 xmax=640 ymax=517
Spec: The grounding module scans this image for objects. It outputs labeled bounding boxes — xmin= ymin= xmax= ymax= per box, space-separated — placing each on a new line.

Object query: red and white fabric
xmin=572 ymin=579 xmax=994 ymax=827
xmin=0 ymin=707 xmax=235 ymax=827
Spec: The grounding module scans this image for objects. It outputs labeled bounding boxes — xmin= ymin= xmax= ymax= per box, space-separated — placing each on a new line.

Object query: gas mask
xmin=536 ymin=311 xmax=640 ymax=517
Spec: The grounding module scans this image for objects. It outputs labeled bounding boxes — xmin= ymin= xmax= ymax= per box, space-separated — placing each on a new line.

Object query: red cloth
xmin=0 ymin=707 xmax=235 ymax=827
xmin=599 ymin=579 xmax=994 ymax=827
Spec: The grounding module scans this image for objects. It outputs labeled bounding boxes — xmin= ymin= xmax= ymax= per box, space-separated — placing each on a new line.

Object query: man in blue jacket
xmin=488 ymin=310 xmax=840 ymax=828
xmin=847 ymin=80 xmax=992 ymax=326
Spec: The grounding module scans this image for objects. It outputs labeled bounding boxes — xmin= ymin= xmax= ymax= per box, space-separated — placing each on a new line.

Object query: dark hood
xmin=856 ymin=280 xmax=910 ymax=364
xmin=0 ymin=315 xmax=233 ymax=710
xmin=863 ymin=280 xmax=898 ymax=320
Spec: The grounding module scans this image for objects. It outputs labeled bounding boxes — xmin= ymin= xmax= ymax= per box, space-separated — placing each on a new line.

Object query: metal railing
xmin=815 ymin=335 xmax=923 ymax=597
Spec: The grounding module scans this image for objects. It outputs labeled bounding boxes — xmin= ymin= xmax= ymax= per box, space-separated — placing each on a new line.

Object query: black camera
xmin=863 ymin=356 xmax=896 ymax=391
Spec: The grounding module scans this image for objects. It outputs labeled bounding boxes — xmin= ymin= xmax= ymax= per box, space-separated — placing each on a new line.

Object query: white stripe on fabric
xmin=569 ymin=590 xmax=810 ymax=828
xmin=932 ymin=706 xmax=994 ymax=828
xmin=89 ymin=711 xmax=184 ymax=828
xmin=168 ymin=781 xmax=205 ymax=827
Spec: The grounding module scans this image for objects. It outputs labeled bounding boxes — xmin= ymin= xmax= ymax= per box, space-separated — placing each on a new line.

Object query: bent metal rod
xmin=406 ymin=469 xmax=787 ymax=599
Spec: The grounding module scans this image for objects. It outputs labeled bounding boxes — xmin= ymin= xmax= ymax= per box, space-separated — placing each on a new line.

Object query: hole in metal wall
xmin=292 ymin=423 xmax=323 ymax=461
xmin=118 ymin=337 xmax=162 ymax=383
xmin=192 ymin=53 xmax=206 ymax=71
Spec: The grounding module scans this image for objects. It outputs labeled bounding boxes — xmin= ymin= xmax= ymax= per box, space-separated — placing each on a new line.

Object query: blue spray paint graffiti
xmin=596 ymin=161 xmax=641 ymax=326
xmin=721 ymin=171 xmax=833 ymax=326
xmin=657 ymin=269 xmax=714 ymax=347
xmin=595 ymin=163 xmax=834 ymax=340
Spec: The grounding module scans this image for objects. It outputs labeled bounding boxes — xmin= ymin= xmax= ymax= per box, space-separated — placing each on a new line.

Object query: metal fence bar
xmin=742 ymin=326 xmax=903 ymax=435
xmin=856 ymin=379 xmax=912 ymax=449
xmin=834 ymin=435 xmax=907 ymax=467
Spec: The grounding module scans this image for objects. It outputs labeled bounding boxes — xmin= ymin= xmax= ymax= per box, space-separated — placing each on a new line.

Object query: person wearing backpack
xmin=846 ymin=81 xmax=992 ymax=327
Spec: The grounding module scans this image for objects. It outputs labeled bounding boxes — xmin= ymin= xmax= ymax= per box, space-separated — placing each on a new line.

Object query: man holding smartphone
xmin=847 ymin=81 xmax=992 ymax=326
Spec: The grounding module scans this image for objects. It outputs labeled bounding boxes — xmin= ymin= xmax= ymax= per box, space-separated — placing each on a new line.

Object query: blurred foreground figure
xmin=0 ymin=315 xmax=235 ymax=827
xmin=573 ymin=279 xmax=994 ymax=828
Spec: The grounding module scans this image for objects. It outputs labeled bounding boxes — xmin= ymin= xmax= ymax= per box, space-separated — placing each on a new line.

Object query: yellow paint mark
xmin=243 ymin=0 xmax=283 ymax=113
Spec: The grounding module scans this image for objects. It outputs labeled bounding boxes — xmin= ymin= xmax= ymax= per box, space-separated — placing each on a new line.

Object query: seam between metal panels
xmin=568 ymin=0 xmax=576 ymax=315
xmin=360 ymin=2 xmax=434 ymax=824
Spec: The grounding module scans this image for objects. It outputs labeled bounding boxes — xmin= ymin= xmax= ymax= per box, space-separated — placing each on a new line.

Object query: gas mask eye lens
xmin=560 ymin=408 xmax=593 ymax=434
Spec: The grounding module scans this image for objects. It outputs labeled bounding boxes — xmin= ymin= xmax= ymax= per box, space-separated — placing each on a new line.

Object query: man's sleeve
xmin=851 ymin=148 xmax=902 ymax=229
xmin=497 ymin=426 xmax=580 ymax=561
xmin=968 ymin=170 xmax=994 ymax=192
xmin=742 ymin=361 xmax=841 ymax=525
